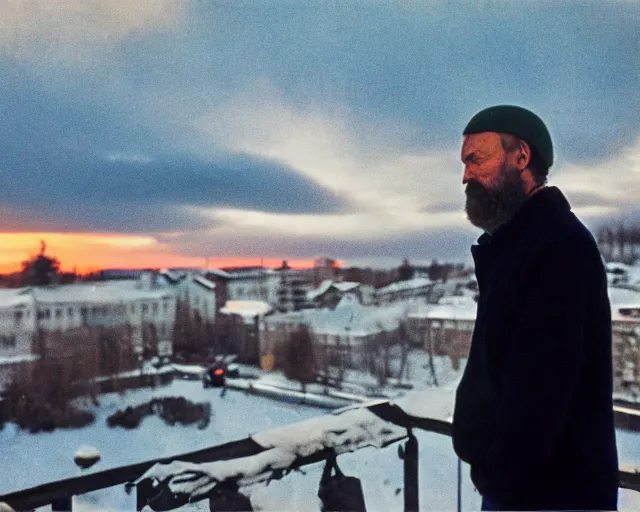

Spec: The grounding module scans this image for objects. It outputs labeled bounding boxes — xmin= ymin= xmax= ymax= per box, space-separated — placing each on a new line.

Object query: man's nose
xmin=462 ymin=167 xmax=473 ymax=185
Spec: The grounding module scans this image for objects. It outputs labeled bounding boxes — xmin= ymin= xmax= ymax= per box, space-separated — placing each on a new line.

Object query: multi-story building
xmin=312 ymin=257 xmax=341 ymax=287
xmin=276 ymin=262 xmax=315 ymax=312
xmin=0 ymin=272 xmax=179 ymax=363
xmin=224 ymin=267 xmax=280 ymax=306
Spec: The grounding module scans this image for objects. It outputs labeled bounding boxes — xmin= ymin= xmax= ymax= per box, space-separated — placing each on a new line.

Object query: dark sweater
xmin=452 ymin=187 xmax=619 ymax=511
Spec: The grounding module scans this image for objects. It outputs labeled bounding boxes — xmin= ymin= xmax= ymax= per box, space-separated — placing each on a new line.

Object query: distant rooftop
xmin=377 ymin=277 xmax=433 ymax=295
xmin=0 ymin=280 xmax=176 ymax=308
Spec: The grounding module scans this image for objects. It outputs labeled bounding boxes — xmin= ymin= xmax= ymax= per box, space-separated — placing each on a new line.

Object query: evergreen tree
xmin=20 ymin=240 xmax=60 ymax=286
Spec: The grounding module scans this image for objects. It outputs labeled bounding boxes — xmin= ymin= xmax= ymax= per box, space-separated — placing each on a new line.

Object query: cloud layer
xmin=0 ymin=1 xmax=638 ymax=266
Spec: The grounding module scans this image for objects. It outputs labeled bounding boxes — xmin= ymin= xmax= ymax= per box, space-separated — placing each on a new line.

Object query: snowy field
xmin=1 ymin=354 xmax=640 ymax=511
xmin=1 ymin=379 xmax=482 ymax=511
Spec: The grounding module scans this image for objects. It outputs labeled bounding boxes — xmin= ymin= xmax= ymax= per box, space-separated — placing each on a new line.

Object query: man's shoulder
xmin=551 ymin=211 xmax=599 ymax=252
xmin=530 ymin=214 xmax=605 ymax=285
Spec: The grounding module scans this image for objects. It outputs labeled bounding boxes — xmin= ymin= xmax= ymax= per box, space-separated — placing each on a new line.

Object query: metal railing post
xmin=136 ymin=479 xmax=155 ymax=511
xmin=457 ymin=457 xmax=462 ymax=512
xmin=50 ymin=496 xmax=72 ymax=512
xmin=402 ymin=428 xmax=419 ymax=512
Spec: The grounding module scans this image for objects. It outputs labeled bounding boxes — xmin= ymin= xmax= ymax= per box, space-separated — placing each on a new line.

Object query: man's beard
xmin=465 ymin=169 xmax=529 ymax=233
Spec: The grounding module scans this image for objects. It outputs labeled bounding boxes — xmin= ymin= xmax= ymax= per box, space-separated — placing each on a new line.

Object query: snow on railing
xmin=0 ymin=393 xmax=639 ymax=512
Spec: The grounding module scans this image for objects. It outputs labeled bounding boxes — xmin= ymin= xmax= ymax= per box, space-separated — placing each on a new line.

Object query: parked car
xmin=203 ymin=362 xmax=227 ymax=388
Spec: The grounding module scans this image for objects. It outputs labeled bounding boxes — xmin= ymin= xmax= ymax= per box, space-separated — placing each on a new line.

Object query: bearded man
xmin=451 ymin=105 xmax=619 ymax=511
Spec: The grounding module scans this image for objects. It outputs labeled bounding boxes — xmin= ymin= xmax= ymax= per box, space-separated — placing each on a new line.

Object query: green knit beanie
xmin=463 ymin=105 xmax=554 ymax=169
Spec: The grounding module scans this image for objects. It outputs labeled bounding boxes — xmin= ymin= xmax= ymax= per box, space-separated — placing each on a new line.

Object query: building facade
xmin=0 ymin=274 xmax=178 ymax=362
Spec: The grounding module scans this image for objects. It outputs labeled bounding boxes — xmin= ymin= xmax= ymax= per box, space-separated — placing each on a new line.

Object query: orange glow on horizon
xmin=0 ymin=233 xmax=316 ymax=274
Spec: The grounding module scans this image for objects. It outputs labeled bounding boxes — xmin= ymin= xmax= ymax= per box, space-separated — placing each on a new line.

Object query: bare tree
xmin=396 ymin=320 xmax=411 ymax=385
xmin=363 ymin=323 xmax=394 ymax=388
xmin=277 ymin=326 xmax=317 ymax=392
xmin=424 ymin=320 xmax=439 ymax=387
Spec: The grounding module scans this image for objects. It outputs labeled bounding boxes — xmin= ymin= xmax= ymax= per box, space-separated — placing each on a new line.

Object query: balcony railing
xmin=1 ymin=398 xmax=639 ymax=512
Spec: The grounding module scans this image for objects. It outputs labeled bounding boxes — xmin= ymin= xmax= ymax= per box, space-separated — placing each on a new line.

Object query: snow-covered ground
xmin=0 ymin=380 xmax=322 ymax=497
xmin=1 ymin=352 xmax=640 ymax=511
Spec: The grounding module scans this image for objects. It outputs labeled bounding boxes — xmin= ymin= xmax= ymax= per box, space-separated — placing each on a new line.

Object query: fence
xmin=1 ymin=398 xmax=639 ymax=512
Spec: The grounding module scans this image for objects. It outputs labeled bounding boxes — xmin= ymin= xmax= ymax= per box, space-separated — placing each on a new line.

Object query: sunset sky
xmin=0 ymin=0 xmax=638 ymax=273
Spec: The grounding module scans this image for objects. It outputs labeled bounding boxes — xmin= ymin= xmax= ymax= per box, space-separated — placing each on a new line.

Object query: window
xmin=67 ymin=308 xmax=74 ymax=317
xmin=152 ymin=302 xmax=158 ymax=315
xmin=160 ymin=324 xmax=166 ymax=336
xmin=130 ymin=304 xmax=136 ymax=314
xmin=55 ymin=309 xmax=62 ymax=319
xmin=91 ymin=306 xmax=99 ymax=317
xmin=14 ymin=310 xmax=23 ymax=324
xmin=163 ymin=301 xmax=169 ymax=313
xmin=142 ymin=303 xmax=149 ymax=314
xmin=0 ymin=335 xmax=16 ymax=349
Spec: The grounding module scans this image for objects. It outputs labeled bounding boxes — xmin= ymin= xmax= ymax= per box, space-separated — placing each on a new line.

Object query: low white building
xmin=0 ymin=288 xmax=37 ymax=359
xmin=407 ymin=296 xmax=477 ymax=368
xmin=260 ymin=295 xmax=414 ymax=370
xmin=0 ymin=273 xmax=179 ymax=361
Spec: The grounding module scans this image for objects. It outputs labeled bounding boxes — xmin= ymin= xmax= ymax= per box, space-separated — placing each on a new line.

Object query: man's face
xmin=460 ymin=132 xmax=528 ymax=233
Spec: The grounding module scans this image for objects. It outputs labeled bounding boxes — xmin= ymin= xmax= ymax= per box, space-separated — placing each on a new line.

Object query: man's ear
xmin=517 ymin=140 xmax=532 ymax=171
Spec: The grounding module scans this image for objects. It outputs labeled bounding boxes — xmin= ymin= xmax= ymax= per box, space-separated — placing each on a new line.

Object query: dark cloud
xmin=0 ymin=149 xmax=349 ymax=232
xmin=176 ymin=1 xmax=639 ymax=162
xmin=0 ymin=0 xmax=638 ymax=255
xmin=0 ymin=66 xmax=348 ymax=232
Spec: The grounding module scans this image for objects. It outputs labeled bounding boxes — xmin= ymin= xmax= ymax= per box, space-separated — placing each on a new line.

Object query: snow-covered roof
xmin=204 ymin=268 xmax=233 ymax=280
xmin=220 ymin=300 xmax=273 ymax=320
xmin=0 ymin=354 xmax=39 ymax=366
xmin=334 ymin=281 xmax=360 ymax=292
xmin=307 ymin=280 xmax=360 ymax=301
xmin=408 ymin=296 xmax=477 ymax=321
xmin=607 ymin=262 xmax=636 ymax=274
xmin=193 ymin=275 xmax=216 ymax=291
xmin=0 ymin=288 xmax=33 ymax=308
xmin=606 ymin=263 xmax=640 ymax=287
xmin=307 ymin=279 xmax=334 ymax=301
xmin=158 ymin=269 xmax=185 ymax=284
xmin=0 ymin=281 xmax=176 ymax=308
xmin=376 ymin=277 xmax=432 ymax=295
xmin=609 ymin=287 xmax=640 ymax=306
xmin=265 ymin=295 xmax=411 ymax=338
